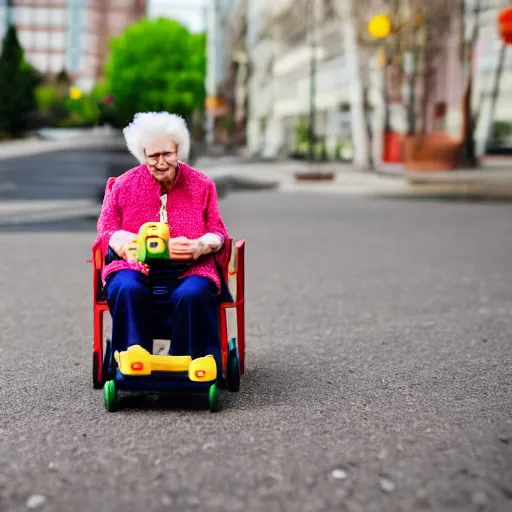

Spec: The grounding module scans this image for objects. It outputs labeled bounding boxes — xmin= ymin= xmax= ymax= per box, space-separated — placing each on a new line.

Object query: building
xmin=0 ymin=0 xmax=80 ymax=76
xmin=473 ymin=0 xmax=512 ymax=154
xmin=219 ymin=0 xmax=248 ymax=145
xmin=205 ymin=0 xmax=242 ymax=143
xmin=247 ymin=0 xmax=355 ymax=159
xmin=0 ymin=0 xmax=146 ymax=91
xmin=244 ymin=0 xmax=277 ymax=157
xmin=239 ymin=0 xmax=512 ymax=162
xmin=85 ymin=0 xmax=147 ymax=89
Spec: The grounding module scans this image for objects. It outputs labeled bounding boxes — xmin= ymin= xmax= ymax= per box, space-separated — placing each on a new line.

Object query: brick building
xmin=0 ymin=0 xmax=146 ymax=90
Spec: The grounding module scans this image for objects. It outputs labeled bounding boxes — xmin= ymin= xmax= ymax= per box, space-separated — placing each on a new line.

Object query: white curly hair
xmin=123 ymin=112 xmax=191 ymax=164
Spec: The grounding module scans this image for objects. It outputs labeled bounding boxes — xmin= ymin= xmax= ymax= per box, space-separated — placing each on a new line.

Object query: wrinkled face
xmin=144 ymin=136 xmax=179 ymax=184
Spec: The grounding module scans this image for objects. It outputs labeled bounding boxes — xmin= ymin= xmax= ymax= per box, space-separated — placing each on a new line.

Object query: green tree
xmin=34 ymin=83 xmax=67 ymax=126
xmin=0 ymin=25 xmax=41 ymax=136
xmin=105 ymin=18 xmax=206 ymax=127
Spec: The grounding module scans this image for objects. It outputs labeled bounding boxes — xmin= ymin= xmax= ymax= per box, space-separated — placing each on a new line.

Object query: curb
xmin=280 ymin=179 xmax=512 ymax=201
xmin=373 ymin=188 xmax=512 ymax=202
xmin=209 ymin=174 xmax=279 ymax=199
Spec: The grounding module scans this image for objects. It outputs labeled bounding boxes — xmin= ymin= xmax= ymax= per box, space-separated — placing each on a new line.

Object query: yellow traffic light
xmin=368 ymin=14 xmax=392 ymax=39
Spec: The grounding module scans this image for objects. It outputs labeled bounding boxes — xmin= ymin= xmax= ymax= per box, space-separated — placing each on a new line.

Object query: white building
xmin=472 ymin=0 xmax=512 ymax=153
xmin=244 ymin=0 xmax=512 ymax=160
xmin=205 ymin=0 xmax=241 ymax=141
xmin=247 ymin=0 xmax=359 ymax=159
xmin=245 ymin=0 xmax=276 ymax=156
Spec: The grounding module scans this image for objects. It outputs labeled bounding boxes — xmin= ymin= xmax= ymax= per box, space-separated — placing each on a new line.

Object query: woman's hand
xmin=119 ymin=242 xmax=139 ymax=262
xmin=169 ymin=234 xmax=223 ymax=260
xmin=110 ymin=230 xmax=138 ymax=261
xmin=169 ymin=237 xmax=195 ymax=260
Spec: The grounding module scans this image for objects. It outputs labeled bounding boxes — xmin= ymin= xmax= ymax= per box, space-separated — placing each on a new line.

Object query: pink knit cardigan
xmin=93 ymin=162 xmax=229 ymax=291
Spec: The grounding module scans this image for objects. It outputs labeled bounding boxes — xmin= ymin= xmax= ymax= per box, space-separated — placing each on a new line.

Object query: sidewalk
xmin=196 ymin=155 xmax=512 ymax=200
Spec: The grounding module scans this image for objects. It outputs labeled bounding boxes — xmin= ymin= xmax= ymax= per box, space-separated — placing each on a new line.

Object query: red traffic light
xmin=498 ymin=6 xmax=512 ymax=45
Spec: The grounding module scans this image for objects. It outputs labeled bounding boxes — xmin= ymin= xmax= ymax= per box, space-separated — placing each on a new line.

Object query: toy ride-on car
xmin=102 ymin=345 xmax=221 ymax=412
xmin=90 ymin=222 xmax=246 ymax=412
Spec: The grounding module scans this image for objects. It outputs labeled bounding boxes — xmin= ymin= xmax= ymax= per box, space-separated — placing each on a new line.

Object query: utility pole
xmin=483 ymin=40 xmax=507 ymax=150
xmin=460 ymin=0 xmax=483 ymax=168
xmin=308 ymin=0 xmax=318 ymax=163
xmin=338 ymin=0 xmax=371 ymax=170
xmin=206 ymin=0 xmax=217 ymax=146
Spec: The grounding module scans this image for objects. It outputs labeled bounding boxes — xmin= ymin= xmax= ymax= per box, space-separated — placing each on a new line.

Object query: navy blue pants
xmin=105 ymin=270 xmax=220 ymax=368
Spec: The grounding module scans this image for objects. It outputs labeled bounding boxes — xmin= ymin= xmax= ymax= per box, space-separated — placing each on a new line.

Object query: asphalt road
xmin=0 ymin=148 xmax=136 ymax=202
xmin=1 ymin=190 xmax=511 ymax=512
xmin=0 ymin=149 xmax=272 ymax=227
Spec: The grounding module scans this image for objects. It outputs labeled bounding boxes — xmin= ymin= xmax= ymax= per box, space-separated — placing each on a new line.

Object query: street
xmin=1 ymin=157 xmax=512 ymax=511
xmin=0 ymin=148 xmax=134 ymax=202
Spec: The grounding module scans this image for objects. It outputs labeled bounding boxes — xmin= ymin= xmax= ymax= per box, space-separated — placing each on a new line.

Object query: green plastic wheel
xmin=103 ymin=380 xmax=118 ymax=412
xmin=208 ymin=383 xmax=221 ymax=412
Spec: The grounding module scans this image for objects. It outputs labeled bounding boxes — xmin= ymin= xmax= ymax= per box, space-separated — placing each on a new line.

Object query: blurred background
xmin=0 ymin=0 xmax=511 ymax=167
xmin=1 ymin=2 xmax=512 ymax=511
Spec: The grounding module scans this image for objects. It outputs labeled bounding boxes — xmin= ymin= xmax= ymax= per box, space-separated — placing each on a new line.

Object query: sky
xmin=148 ymin=0 xmax=207 ymax=33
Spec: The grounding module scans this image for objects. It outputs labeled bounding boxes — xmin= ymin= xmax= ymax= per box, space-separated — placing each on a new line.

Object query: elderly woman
xmin=94 ymin=112 xmax=229 ymax=369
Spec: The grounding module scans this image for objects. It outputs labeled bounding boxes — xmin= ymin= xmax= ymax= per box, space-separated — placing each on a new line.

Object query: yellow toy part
xmin=138 ymin=222 xmax=170 ymax=243
xmin=136 ymin=222 xmax=171 ymax=262
xmin=115 ymin=345 xmax=191 ymax=376
xmin=114 ymin=345 xmax=217 ymax=382
xmin=189 ymin=355 xmax=217 ymax=382
xmin=147 ymin=237 xmax=167 ymax=255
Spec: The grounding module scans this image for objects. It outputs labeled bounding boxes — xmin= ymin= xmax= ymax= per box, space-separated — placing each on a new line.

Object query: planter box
xmin=403 ymin=133 xmax=461 ymax=172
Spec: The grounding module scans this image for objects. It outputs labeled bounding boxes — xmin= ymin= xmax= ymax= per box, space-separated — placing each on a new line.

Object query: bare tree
xmin=332 ymin=0 xmax=389 ymax=169
xmin=263 ymin=0 xmax=467 ymax=167
xmin=459 ymin=0 xmax=483 ymax=167
xmin=333 ymin=0 xmax=465 ymax=166
xmin=416 ymin=0 xmax=455 ymax=133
